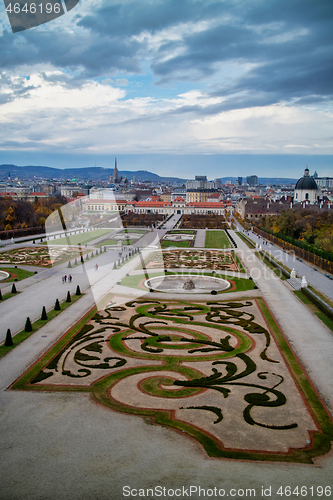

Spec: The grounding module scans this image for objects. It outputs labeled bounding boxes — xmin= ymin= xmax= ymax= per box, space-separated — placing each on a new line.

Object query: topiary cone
xmin=25 ymin=317 xmax=32 ymax=332
xmin=68 ymin=261 xmax=72 ymax=268
xmin=11 ymin=283 xmax=17 ymax=293
xmin=0 ymin=289 xmax=2 ymax=300
xmin=41 ymin=306 xmax=48 ymax=320
xmin=75 ymin=285 xmax=81 ymax=296
xmin=74 ymin=258 xmax=77 ymax=265
xmin=54 ymin=299 xmax=61 ymax=311
xmin=113 ymin=262 xmax=117 ymax=269
xmin=66 ymin=291 xmax=71 ymax=302
xmin=5 ymin=328 xmax=13 ymax=346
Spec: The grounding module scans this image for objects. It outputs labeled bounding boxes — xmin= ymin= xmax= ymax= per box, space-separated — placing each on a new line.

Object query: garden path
xmin=193 ymin=228 xmax=206 ymax=247
xmin=232 ymin=229 xmax=333 ymax=413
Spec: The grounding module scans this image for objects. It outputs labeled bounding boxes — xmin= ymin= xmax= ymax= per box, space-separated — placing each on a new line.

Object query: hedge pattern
xmin=12 ymin=298 xmax=333 ymax=464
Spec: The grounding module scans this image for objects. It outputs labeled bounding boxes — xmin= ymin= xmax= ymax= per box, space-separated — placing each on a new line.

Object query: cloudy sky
xmin=0 ymin=0 xmax=332 ymax=177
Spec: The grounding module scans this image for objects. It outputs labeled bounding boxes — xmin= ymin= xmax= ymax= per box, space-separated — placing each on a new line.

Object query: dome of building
xmin=294 ymin=167 xmax=319 ymax=204
xmin=295 ymin=168 xmax=318 ymax=190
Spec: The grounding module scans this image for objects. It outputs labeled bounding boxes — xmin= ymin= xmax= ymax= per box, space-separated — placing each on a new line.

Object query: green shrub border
xmin=236 ymin=231 xmax=256 ymax=249
xmin=10 ymin=294 xmax=111 ymax=390
xmin=294 ymin=291 xmax=333 ymax=332
xmin=301 ymin=287 xmax=333 ymax=322
xmin=0 ymin=291 xmax=21 ymax=302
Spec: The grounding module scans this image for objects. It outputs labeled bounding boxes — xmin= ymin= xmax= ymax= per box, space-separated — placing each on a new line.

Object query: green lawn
xmin=255 ymin=252 xmax=288 ymax=280
xmin=124 ymin=229 xmax=148 ymax=234
xmin=96 ymin=239 xmax=131 ymax=247
xmin=294 ymin=291 xmax=333 ymax=332
xmin=120 ymin=272 xmax=255 ymax=293
xmin=0 ymin=291 xmax=21 ymax=302
xmin=205 ymin=230 xmax=231 ymax=249
xmin=0 ymin=267 xmax=34 ymax=281
xmin=169 ymin=230 xmax=196 ymax=235
xmin=161 ymin=240 xmax=192 ymax=248
xmin=233 ymin=252 xmax=246 ymax=273
xmin=46 ymin=229 xmax=112 ymax=246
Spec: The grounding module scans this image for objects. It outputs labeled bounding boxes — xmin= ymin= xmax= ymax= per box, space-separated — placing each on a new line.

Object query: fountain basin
xmin=0 ymin=270 xmax=10 ymax=281
xmin=144 ymin=274 xmax=230 ymax=293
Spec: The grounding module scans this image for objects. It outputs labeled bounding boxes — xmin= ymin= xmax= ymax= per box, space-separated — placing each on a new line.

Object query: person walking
xmin=95 ymin=264 xmax=98 ymax=271
xmin=68 ymin=275 xmax=72 ymax=283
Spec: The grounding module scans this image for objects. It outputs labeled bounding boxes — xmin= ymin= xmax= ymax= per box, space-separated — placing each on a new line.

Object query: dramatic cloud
xmin=0 ymin=0 xmax=332 ymax=167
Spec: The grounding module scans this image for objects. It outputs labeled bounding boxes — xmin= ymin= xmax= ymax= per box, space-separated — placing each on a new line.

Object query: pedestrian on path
xmin=64 ymin=275 xmax=67 ymax=282
xmin=95 ymin=264 xmax=98 ymax=271
xmin=68 ymin=275 xmax=72 ymax=283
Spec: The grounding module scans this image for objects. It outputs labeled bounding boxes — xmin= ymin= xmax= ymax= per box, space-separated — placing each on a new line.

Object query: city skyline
xmin=0 ymin=0 xmax=332 ymax=177
xmin=0 ymin=153 xmax=332 ymax=179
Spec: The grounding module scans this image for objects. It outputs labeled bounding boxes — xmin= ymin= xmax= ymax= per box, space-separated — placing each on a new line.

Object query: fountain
xmin=183 ymin=278 xmax=195 ymax=290
xmin=144 ymin=274 xmax=230 ymax=294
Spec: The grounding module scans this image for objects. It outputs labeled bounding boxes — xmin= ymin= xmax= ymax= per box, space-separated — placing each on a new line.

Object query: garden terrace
xmin=12 ymin=297 xmax=333 ymax=464
xmin=136 ymin=249 xmax=242 ymax=272
xmin=0 ymin=246 xmax=88 ymax=267
xmin=96 ymin=229 xmax=148 ymax=247
xmin=161 ymin=231 xmax=195 ymax=248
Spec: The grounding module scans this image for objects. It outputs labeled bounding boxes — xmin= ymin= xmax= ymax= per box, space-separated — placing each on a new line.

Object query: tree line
xmin=0 ymin=195 xmax=67 ymax=232
xmin=256 ymin=208 xmax=333 ymax=255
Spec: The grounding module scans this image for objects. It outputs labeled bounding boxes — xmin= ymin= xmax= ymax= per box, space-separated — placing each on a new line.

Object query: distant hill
xmin=0 ymin=164 xmax=186 ymax=183
xmin=0 ymin=165 xmax=297 ymax=185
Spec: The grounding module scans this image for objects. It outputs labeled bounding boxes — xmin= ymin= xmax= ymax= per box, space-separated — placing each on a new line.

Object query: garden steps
xmin=287 ymin=277 xmax=302 ymax=290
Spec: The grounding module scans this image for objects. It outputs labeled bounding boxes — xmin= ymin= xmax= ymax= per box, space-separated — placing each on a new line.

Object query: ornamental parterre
xmin=137 ymin=249 xmax=240 ymax=271
xmin=12 ymin=297 xmax=333 ymax=463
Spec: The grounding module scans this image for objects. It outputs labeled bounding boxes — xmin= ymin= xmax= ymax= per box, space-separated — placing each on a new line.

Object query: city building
xmin=294 ymin=167 xmax=320 ymax=203
xmin=171 ymin=189 xmax=187 ymax=202
xmin=81 ymin=197 xmax=230 ymax=216
xmin=186 ymin=176 xmax=216 ymax=190
xmin=315 ymin=177 xmax=333 ymax=188
xmin=236 ymin=198 xmax=290 ymax=222
xmin=246 ymin=175 xmax=258 ymax=186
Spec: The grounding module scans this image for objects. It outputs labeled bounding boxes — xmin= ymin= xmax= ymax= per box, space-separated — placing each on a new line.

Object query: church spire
xmin=112 ymin=157 xmax=119 ymax=183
